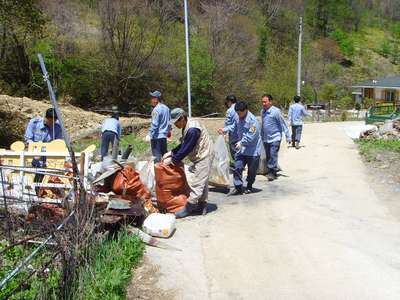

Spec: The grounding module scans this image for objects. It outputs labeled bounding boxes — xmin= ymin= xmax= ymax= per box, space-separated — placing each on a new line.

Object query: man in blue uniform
xmin=100 ymin=111 xmax=121 ymax=160
xmin=24 ymin=108 xmax=63 ymax=191
xmin=288 ymin=95 xmax=311 ymax=149
xmin=147 ymin=90 xmax=171 ymax=162
xmin=217 ymin=95 xmax=239 ymax=162
xmin=228 ymin=101 xmax=261 ymax=196
xmin=260 ymin=94 xmax=291 ymax=181
xmin=24 ymin=108 xmax=62 ymax=143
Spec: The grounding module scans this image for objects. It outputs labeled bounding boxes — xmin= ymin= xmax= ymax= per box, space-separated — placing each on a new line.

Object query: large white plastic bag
xmin=257 ymin=142 xmax=267 ymax=175
xmin=209 ymin=136 xmax=230 ymax=187
xmin=139 ymin=159 xmax=155 ymax=193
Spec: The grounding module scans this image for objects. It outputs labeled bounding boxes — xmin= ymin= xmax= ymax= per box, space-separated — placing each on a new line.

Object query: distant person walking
xmin=217 ymin=95 xmax=239 ymax=162
xmin=147 ymin=90 xmax=171 ymax=162
xmin=100 ymin=111 xmax=121 ymax=160
xmin=288 ymin=96 xmax=311 ymax=149
xmin=260 ymin=94 xmax=291 ymax=181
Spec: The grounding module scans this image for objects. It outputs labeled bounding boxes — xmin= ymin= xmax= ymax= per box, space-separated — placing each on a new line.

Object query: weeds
xmin=355 ymin=139 xmax=400 ymax=161
xmin=0 ymin=241 xmax=61 ymax=300
xmin=72 ymin=230 xmax=144 ymax=300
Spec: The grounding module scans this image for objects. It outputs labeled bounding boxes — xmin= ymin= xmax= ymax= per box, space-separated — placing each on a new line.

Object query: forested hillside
xmin=1 ymin=0 xmax=400 ymax=115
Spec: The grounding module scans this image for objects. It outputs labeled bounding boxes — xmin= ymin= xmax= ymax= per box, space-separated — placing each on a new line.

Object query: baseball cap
xmin=150 ymin=90 xmax=162 ymax=98
xmin=170 ymin=108 xmax=187 ymax=125
xmin=45 ymin=108 xmax=58 ymax=119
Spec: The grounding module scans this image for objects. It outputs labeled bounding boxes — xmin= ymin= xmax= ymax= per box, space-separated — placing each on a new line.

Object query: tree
xmin=0 ymin=0 xmax=46 ymax=95
xmin=303 ymin=38 xmax=342 ymax=103
xmin=97 ymin=0 xmax=170 ymax=110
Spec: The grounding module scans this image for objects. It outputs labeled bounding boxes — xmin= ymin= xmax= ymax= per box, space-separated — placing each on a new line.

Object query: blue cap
xmin=150 ymin=90 xmax=162 ymax=98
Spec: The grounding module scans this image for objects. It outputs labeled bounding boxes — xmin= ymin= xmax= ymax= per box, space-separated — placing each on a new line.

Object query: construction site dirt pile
xmin=0 ymin=94 xmax=148 ymax=145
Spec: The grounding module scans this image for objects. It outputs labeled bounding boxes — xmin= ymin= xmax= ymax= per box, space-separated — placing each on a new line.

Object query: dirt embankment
xmin=0 ymin=95 xmax=149 ymax=147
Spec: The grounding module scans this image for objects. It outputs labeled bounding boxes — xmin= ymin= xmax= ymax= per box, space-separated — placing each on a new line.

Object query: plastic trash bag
xmin=257 ymin=142 xmax=268 ymax=175
xmin=209 ymin=136 xmax=230 ymax=187
xmin=139 ymin=159 xmax=155 ymax=193
xmin=154 ymin=162 xmax=189 ymax=213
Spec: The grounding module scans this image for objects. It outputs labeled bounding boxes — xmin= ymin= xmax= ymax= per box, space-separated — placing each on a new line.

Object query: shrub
xmin=330 ymin=29 xmax=355 ymax=57
xmin=340 ymin=111 xmax=348 ymax=121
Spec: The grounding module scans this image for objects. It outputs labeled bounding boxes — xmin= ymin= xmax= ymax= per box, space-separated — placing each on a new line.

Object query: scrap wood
xmin=126 ymin=226 xmax=182 ymax=251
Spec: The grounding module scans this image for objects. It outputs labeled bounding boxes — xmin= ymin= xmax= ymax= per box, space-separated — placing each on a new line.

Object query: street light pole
xmin=296 ymin=17 xmax=303 ymax=97
xmin=184 ymin=0 xmax=192 ymax=117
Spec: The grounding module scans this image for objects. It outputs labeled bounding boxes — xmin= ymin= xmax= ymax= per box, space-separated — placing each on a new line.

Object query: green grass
xmin=73 ymin=134 xmax=151 ymax=156
xmin=73 ymin=134 xmax=178 ymax=159
xmin=355 ymin=139 xmax=400 ymax=160
xmin=0 ymin=241 xmax=61 ymax=300
xmin=73 ymin=230 xmax=144 ymax=300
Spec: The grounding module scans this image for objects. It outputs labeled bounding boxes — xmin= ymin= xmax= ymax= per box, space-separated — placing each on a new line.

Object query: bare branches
xmin=258 ymin=0 xmax=282 ymax=25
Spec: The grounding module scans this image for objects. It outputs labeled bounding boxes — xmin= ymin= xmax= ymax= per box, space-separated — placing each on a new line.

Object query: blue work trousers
xmin=228 ymin=140 xmax=239 ymax=162
xmin=291 ymin=125 xmax=303 ymax=145
xmin=264 ymin=141 xmax=281 ymax=174
xmin=151 ymin=138 xmax=168 ymax=163
xmin=101 ymin=131 xmax=117 ymax=160
xmin=233 ymin=155 xmax=260 ymax=190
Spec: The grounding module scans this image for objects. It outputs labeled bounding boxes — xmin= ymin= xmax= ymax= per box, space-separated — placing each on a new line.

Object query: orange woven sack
xmin=154 ymin=162 xmax=189 ymax=213
xmin=112 ymin=165 xmax=158 ymax=213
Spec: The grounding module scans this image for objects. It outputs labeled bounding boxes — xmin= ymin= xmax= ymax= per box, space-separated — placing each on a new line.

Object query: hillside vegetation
xmin=1 ymin=0 xmax=400 ymax=115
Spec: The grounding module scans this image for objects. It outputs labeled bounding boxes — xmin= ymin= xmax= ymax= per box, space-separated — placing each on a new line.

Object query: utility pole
xmin=184 ymin=0 xmax=192 ymax=117
xmin=296 ymin=17 xmax=303 ymax=97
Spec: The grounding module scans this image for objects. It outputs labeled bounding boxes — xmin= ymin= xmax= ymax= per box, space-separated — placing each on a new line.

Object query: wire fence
xmin=0 ymin=54 xmax=98 ymax=299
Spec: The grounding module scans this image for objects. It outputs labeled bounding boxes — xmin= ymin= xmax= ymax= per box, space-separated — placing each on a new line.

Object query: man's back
xmin=101 ymin=117 xmax=121 ymax=137
xmin=288 ymin=103 xmax=309 ymax=125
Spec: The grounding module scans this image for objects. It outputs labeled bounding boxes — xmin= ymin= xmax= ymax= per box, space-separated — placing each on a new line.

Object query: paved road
xmin=142 ymin=122 xmax=400 ymax=300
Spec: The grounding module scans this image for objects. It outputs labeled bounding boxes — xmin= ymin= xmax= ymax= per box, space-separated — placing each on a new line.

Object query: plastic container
xmin=143 ymin=213 xmax=176 ymax=238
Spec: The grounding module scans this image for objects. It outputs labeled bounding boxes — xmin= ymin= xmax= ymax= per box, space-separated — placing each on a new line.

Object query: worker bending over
xmin=288 ymin=95 xmax=311 ymax=149
xmin=228 ymin=101 xmax=261 ymax=196
xmin=260 ymin=94 xmax=291 ymax=181
xmin=217 ymin=95 xmax=239 ymax=162
xmin=24 ymin=108 xmax=62 ymax=143
xmin=163 ymin=108 xmax=212 ymax=218
xmin=147 ymin=90 xmax=171 ymax=162
xmin=100 ymin=111 xmax=121 ymax=160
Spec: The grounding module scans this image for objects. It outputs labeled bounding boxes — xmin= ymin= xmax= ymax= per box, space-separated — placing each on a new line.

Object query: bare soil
xmin=0 ymin=95 xmax=148 ymax=147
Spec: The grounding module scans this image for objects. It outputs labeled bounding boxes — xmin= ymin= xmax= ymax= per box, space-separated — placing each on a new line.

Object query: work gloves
xmin=162 ymin=151 xmax=173 ymax=165
xmin=235 ymin=141 xmax=242 ymax=151
xmin=144 ymin=135 xmax=151 ymax=142
xmin=217 ymin=128 xmax=225 ymax=135
xmin=163 ymin=157 xmax=173 ymax=165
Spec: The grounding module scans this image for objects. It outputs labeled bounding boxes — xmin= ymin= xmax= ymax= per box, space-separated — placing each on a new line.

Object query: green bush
xmin=380 ymin=40 xmax=392 ymax=57
xmin=330 ymin=29 xmax=355 ymax=57
xmin=337 ymin=95 xmax=353 ymax=109
xmin=340 ymin=111 xmax=348 ymax=121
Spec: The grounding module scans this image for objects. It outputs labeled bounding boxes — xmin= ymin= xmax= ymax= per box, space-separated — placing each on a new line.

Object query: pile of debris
xmin=360 ymin=119 xmax=400 ymax=140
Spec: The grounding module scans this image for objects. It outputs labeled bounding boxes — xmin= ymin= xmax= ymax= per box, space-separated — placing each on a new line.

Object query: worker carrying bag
xmin=154 ymin=162 xmax=189 ymax=213
xmin=209 ymin=135 xmax=230 ymax=187
xmin=257 ymin=142 xmax=268 ymax=175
